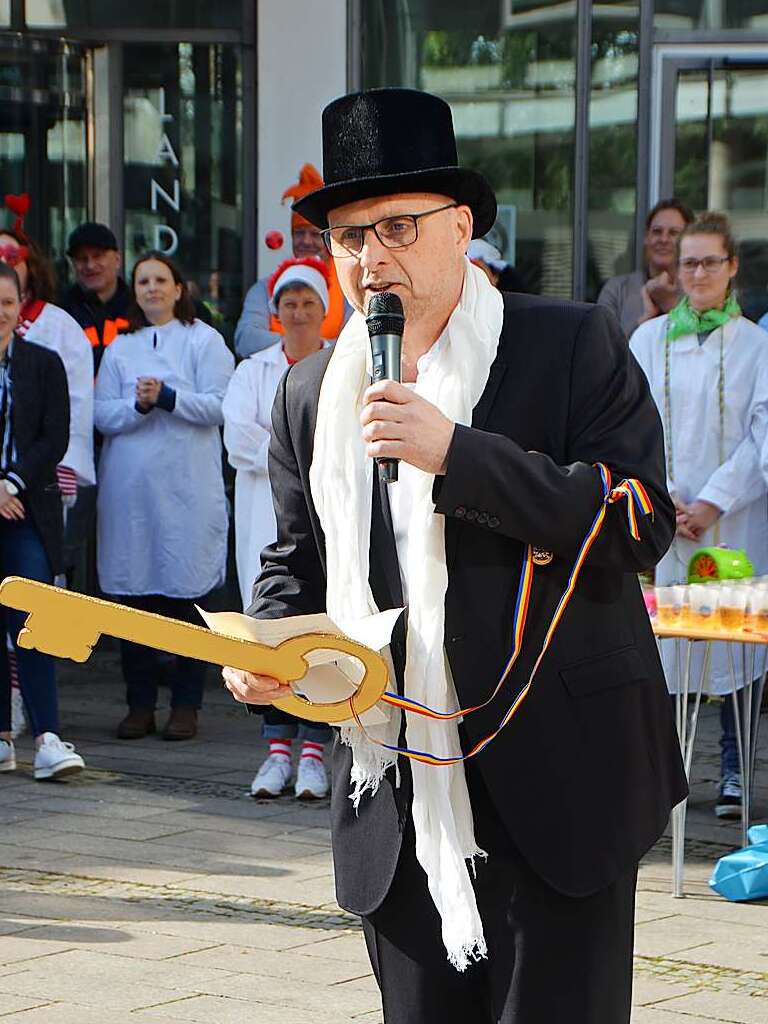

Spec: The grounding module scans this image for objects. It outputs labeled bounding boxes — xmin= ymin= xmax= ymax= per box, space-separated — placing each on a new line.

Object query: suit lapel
xmin=471 ymin=358 xmax=507 ymax=431
xmin=368 ymin=305 xmax=511 ymax=591
xmin=444 ymin=352 xmax=508 ymax=570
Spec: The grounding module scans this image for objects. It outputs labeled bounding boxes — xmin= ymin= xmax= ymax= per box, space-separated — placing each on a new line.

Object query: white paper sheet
xmin=197 ymin=606 xmax=404 ymax=727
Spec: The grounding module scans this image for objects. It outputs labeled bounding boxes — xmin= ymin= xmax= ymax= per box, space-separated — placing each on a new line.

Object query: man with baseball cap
xmin=223 ymin=87 xmax=686 ymax=1022
xmin=61 ymin=222 xmax=130 ymax=372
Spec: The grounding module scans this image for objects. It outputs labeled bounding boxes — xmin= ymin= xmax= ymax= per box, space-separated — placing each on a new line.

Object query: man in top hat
xmin=235 ymin=164 xmax=352 ymax=357
xmin=223 ymin=88 xmax=687 ymax=1023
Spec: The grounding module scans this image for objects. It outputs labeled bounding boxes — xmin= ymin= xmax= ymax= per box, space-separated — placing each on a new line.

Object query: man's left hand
xmin=361 ymin=381 xmax=455 ymax=475
xmin=685 ymin=500 xmax=722 ymax=537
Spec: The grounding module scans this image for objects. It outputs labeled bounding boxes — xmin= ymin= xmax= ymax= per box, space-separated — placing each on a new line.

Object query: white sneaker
xmin=0 ymin=738 xmax=16 ymax=772
xmin=33 ymin=733 xmax=85 ymax=781
xmin=295 ymin=756 xmax=329 ymax=800
xmin=250 ymin=753 xmax=292 ymax=798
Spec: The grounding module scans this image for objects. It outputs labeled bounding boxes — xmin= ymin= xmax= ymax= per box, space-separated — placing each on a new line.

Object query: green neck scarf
xmin=666 ymin=292 xmax=741 ymax=341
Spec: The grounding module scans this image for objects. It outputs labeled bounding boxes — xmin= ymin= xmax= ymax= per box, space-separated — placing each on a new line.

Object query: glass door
xmin=658 ymin=54 xmax=768 ymax=321
xmin=122 ymin=41 xmax=244 ymax=341
xmin=0 ymin=34 xmax=87 ymax=267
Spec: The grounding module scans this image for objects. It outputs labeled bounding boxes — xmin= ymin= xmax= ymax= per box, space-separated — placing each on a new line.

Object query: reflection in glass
xmin=673 ymin=64 xmax=768 ymax=321
xmin=361 ymin=0 xmax=577 ymax=297
xmin=0 ymin=35 xmax=86 ymax=266
xmin=123 ymin=43 xmax=243 ymax=340
xmin=587 ymin=2 xmax=639 ymax=301
xmin=25 ymin=0 xmax=241 ymax=29
xmin=655 ymin=2 xmax=768 ymax=32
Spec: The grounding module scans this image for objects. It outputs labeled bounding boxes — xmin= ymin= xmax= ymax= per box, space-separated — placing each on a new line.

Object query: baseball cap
xmin=67 ymin=222 xmax=119 ymax=256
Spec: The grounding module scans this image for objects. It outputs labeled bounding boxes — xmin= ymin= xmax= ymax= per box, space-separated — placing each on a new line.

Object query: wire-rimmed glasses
xmin=678 ymin=255 xmax=731 ymax=274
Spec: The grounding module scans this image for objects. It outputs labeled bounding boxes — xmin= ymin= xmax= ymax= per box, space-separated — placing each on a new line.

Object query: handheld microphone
xmin=366 ymin=291 xmax=405 ymax=483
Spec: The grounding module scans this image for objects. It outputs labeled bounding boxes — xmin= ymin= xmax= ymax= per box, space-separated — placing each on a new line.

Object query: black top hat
xmin=293 ymin=88 xmax=496 ymax=239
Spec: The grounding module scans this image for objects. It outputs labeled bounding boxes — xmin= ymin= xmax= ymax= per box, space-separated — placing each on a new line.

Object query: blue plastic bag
xmin=709 ymin=825 xmax=768 ymax=902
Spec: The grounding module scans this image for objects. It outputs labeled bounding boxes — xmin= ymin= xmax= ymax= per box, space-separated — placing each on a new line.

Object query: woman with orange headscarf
xmin=234 ymin=164 xmax=351 ymax=358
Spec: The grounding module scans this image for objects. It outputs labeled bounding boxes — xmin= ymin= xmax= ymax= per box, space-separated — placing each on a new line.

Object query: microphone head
xmin=365 ymin=290 xmax=405 ymax=337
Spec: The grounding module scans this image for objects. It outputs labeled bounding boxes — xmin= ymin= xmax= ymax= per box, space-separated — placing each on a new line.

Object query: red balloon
xmin=265 ymin=230 xmax=284 ymax=250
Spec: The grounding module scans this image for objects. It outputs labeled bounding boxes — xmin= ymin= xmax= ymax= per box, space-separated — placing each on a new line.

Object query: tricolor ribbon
xmin=351 ymin=462 xmax=655 ymax=766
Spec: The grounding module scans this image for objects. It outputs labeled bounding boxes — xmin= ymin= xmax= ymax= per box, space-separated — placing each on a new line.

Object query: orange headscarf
xmin=271 ymin=164 xmax=347 ymax=341
xmin=282 ymin=163 xmax=324 ymax=231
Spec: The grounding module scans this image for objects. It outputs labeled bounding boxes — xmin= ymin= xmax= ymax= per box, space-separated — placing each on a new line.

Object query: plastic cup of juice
xmin=655 ymin=585 xmax=685 ymax=627
xmin=748 ymin=584 xmax=768 ymax=634
xmin=689 ymin=583 xmax=720 ymax=630
xmin=719 ymin=585 xmax=748 ymax=631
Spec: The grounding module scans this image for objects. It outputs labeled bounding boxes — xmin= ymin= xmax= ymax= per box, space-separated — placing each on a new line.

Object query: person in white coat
xmin=630 ymin=211 xmax=768 ymax=818
xmin=0 ymin=229 xmax=95 ymax=511
xmin=223 ymin=257 xmax=332 ymax=800
xmin=95 ymin=252 xmax=234 ymax=742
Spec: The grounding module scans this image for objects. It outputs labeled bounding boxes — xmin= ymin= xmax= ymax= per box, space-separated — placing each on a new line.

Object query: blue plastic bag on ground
xmin=709 ymin=825 xmax=768 ymax=902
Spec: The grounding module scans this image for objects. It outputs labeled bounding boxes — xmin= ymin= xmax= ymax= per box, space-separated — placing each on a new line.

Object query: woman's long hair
xmin=0 ymin=261 xmax=22 ymax=300
xmin=126 ymin=251 xmax=196 ymax=332
xmin=0 ymin=227 xmax=56 ymax=303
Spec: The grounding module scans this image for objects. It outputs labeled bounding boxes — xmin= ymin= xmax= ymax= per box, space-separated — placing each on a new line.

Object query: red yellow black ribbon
xmin=350 ymin=462 xmax=655 ymax=766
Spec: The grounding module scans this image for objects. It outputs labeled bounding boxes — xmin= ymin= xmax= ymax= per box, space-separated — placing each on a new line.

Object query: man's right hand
xmin=222 ymin=666 xmax=292 ymax=704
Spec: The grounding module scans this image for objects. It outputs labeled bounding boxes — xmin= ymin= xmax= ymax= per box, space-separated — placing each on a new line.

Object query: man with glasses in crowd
xmin=61 ymin=222 xmax=131 ymax=372
xmin=223 ymin=88 xmax=686 ymax=1023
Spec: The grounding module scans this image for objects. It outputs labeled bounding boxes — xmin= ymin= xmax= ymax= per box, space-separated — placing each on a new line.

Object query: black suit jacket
xmin=248 ymin=293 xmax=687 ymax=912
xmin=5 ymin=335 xmax=69 ymax=574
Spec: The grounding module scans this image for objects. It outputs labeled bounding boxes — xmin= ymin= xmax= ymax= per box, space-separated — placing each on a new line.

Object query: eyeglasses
xmin=0 ymin=245 xmax=28 ymax=267
xmin=678 ymin=255 xmax=731 ymax=274
xmin=321 ymin=203 xmax=458 ymax=257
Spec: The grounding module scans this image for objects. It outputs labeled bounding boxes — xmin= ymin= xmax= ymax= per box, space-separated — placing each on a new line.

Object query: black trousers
xmin=115 ymin=594 xmax=209 ymax=711
xmin=362 ymin=769 xmax=636 ymax=1024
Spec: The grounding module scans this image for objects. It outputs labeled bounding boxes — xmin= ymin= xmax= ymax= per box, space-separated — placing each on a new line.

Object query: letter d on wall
xmin=153 ymin=224 xmax=178 ymax=256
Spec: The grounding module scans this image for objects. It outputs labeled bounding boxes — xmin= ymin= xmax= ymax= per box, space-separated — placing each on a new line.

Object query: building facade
xmin=3 ymin=1 xmax=768 ymax=327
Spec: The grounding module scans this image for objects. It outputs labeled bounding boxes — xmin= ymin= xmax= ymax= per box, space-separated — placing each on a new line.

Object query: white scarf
xmin=310 ymin=260 xmax=504 ymax=969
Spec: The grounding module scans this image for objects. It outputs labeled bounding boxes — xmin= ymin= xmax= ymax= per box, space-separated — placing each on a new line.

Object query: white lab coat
xmin=630 ymin=314 xmax=768 ymax=693
xmin=94 ymin=318 xmax=234 ymax=598
xmin=22 ymin=302 xmax=95 ymax=485
xmin=222 ymin=342 xmax=289 ymax=609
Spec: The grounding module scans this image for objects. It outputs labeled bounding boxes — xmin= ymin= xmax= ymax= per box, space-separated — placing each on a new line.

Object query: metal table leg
xmin=670 ymin=638 xmax=709 ymax=898
xmin=749 ymin=648 xmax=767 ymax=792
xmin=727 ymin=643 xmax=751 ymax=850
xmin=730 ymin=643 xmax=768 ymax=849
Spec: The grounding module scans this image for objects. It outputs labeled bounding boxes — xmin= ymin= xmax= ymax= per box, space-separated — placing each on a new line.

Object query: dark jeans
xmin=720 ymin=685 xmax=764 ymax=780
xmin=721 ymin=690 xmax=742 ymax=779
xmin=115 ymin=594 xmax=209 ymax=711
xmin=262 ymin=705 xmax=332 ymax=745
xmin=0 ymin=518 xmax=58 ymax=736
xmin=363 ymin=767 xmax=636 ymax=1024
xmin=63 ymin=484 xmax=96 ymax=593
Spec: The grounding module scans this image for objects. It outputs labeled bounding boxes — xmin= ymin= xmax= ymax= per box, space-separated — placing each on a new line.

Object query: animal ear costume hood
xmin=292 ymin=88 xmax=496 ymax=239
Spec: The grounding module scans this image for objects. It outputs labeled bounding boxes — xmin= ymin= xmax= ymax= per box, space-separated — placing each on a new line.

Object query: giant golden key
xmin=0 ymin=577 xmax=388 ymax=724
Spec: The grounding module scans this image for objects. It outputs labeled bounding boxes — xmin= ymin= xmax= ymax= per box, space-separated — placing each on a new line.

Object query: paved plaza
xmin=1 ymin=647 xmax=767 ymax=1023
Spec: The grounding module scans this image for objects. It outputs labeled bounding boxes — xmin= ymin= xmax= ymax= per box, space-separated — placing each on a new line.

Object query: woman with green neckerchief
xmin=630 ymin=211 xmax=768 ymax=821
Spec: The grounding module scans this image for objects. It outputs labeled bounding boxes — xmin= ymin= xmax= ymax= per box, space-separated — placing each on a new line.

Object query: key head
xmin=0 ymin=577 xmax=103 ymax=662
xmin=271 ymin=632 xmax=389 ymax=724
